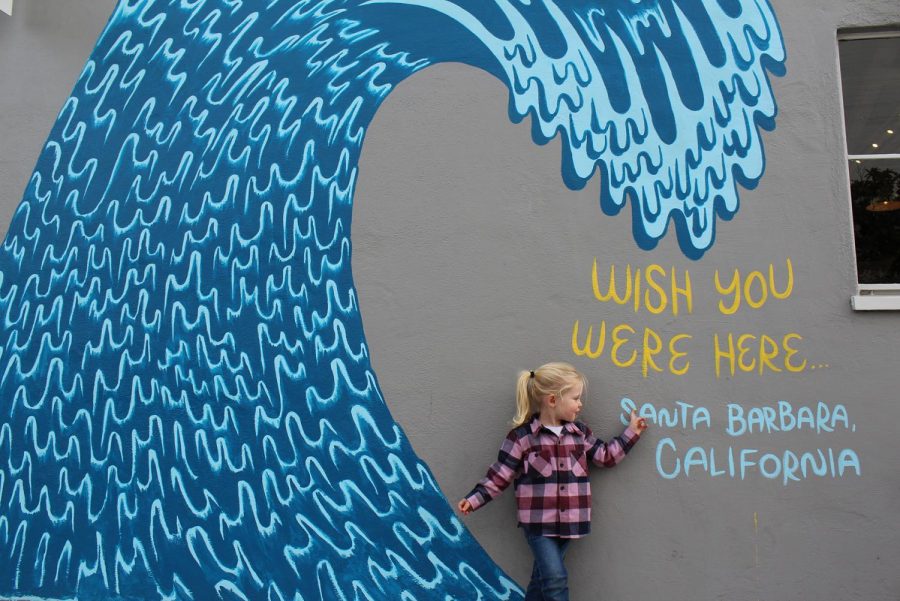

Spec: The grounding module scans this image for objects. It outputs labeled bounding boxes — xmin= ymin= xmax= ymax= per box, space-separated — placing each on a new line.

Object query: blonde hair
xmin=512 ymin=362 xmax=587 ymax=427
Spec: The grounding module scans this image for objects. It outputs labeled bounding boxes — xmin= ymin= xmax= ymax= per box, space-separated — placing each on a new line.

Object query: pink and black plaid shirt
xmin=464 ymin=414 xmax=640 ymax=538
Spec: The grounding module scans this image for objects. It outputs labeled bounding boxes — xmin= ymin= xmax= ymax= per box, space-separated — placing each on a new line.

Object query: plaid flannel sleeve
xmin=584 ymin=424 xmax=640 ymax=468
xmin=463 ymin=430 xmax=524 ymax=511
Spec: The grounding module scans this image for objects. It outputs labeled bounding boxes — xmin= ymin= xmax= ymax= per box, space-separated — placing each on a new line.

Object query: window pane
xmin=840 ymin=37 xmax=900 ymax=155
xmin=849 ymin=158 xmax=900 ymax=284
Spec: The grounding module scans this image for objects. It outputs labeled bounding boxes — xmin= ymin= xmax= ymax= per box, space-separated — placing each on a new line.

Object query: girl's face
xmin=550 ymin=379 xmax=583 ymax=424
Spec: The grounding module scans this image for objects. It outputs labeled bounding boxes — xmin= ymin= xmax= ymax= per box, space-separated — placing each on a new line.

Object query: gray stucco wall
xmin=2 ymin=1 xmax=899 ymax=599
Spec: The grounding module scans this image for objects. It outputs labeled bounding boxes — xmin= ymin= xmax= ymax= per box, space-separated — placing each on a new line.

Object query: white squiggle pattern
xmin=0 ymin=0 xmax=784 ymax=599
xmin=0 ymin=1 xmax=522 ymax=599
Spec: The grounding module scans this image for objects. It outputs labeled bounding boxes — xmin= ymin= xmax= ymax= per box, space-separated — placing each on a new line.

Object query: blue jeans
xmin=523 ymin=532 xmax=572 ymax=601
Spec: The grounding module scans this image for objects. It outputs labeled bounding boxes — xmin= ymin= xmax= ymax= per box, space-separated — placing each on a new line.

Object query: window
xmin=838 ymin=28 xmax=900 ymax=310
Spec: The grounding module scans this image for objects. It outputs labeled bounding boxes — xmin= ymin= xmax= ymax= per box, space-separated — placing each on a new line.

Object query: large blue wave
xmin=0 ymin=1 xmax=784 ymax=599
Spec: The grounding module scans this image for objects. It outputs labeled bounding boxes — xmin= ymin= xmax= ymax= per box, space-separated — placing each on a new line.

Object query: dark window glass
xmin=849 ymin=160 xmax=900 ymax=283
xmin=840 ymin=37 xmax=900 ymax=155
xmin=840 ymin=35 xmax=900 ymax=284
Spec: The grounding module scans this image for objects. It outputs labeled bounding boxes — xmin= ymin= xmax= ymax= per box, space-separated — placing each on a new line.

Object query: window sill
xmin=851 ymin=285 xmax=900 ymax=311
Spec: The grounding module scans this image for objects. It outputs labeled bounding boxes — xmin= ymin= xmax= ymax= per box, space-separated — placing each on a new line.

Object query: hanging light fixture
xmin=866 ymin=198 xmax=900 ymax=212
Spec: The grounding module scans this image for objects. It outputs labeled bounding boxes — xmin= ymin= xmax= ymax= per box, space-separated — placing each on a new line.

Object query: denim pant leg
xmin=523 ymin=533 xmax=571 ymax=601
xmin=524 ymin=561 xmax=543 ymax=601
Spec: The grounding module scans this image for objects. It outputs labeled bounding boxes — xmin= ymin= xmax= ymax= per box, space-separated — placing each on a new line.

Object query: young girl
xmin=457 ymin=362 xmax=647 ymax=601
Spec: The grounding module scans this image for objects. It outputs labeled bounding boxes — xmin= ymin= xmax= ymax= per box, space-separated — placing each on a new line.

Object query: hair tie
xmin=529 ymin=371 xmax=535 ymax=379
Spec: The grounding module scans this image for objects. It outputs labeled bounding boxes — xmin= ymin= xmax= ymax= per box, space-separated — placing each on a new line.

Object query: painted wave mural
xmin=0 ymin=0 xmax=785 ymax=599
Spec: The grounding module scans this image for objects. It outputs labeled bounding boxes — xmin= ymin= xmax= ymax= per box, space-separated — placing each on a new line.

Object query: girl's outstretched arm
xmin=460 ymin=430 xmax=525 ymax=513
xmin=583 ymin=410 xmax=646 ymax=468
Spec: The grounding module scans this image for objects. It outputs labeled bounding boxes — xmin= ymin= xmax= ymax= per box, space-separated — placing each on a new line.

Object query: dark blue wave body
xmin=0 ymin=1 xmax=785 ymax=599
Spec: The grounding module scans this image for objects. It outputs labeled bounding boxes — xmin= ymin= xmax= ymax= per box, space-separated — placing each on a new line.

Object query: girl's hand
xmin=457 ymin=499 xmax=474 ymax=515
xmin=629 ymin=409 xmax=648 ymax=434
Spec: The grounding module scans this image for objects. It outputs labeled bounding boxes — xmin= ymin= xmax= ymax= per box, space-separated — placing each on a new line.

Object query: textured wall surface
xmin=355 ymin=2 xmax=899 ymax=600
xmin=0 ymin=1 xmax=898 ymax=600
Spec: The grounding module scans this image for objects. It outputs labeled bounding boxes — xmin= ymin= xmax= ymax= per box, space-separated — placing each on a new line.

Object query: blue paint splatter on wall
xmin=0 ymin=0 xmax=784 ymax=598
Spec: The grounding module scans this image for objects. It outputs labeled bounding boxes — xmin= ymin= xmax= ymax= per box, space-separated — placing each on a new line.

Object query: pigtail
xmin=511 ymin=370 xmax=533 ymax=427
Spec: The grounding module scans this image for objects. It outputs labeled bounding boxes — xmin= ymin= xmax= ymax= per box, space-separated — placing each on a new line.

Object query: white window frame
xmin=837 ymin=28 xmax=900 ymax=311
